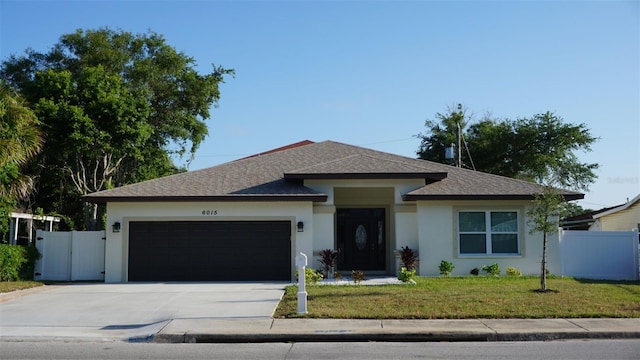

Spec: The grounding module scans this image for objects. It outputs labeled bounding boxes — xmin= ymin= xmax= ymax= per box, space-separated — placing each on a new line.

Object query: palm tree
xmin=0 ymin=82 xmax=43 ymax=206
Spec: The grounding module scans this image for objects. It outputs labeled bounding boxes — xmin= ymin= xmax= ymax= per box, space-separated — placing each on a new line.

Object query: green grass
xmin=274 ymin=276 xmax=640 ymax=319
xmin=0 ymin=281 xmax=44 ymax=293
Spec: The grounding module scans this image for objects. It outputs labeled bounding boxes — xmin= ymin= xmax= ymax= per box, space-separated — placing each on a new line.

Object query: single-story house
xmin=588 ymin=194 xmax=640 ymax=231
xmin=562 ymin=194 xmax=640 ymax=231
xmin=84 ymin=140 xmax=582 ymax=283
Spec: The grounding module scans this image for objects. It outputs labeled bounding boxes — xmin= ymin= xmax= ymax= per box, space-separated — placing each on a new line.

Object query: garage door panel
xmin=128 ymin=221 xmax=291 ymax=281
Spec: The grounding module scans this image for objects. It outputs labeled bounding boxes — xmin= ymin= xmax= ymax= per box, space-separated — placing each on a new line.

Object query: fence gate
xmin=34 ymin=230 xmax=106 ymax=281
xmin=560 ymin=229 xmax=639 ymax=280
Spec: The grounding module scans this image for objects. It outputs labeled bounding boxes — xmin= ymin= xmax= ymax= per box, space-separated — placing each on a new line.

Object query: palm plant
xmin=318 ymin=249 xmax=339 ymax=278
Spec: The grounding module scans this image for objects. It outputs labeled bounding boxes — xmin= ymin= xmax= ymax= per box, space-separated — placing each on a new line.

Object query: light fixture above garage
xmin=297 ymin=221 xmax=304 ymax=232
xmin=112 ymin=222 xmax=121 ymax=233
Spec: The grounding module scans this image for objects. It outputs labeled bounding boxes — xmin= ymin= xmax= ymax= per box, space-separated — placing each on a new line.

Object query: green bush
xmin=482 ymin=263 xmax=501 ymax=276
xmin=398 ymin=267 xmax=416 ymax=283
xmin=0 ymin=244 xmax=40 ymax=281
xmin=470 ymin=267 xmax=480 ymax=276
xmin=506 ymin=266 xmax=522 ymax=276
xmin=438 ymin=260 xmax=455 ymax=276
xmin=21 ymin=245 xmax=41 ymax=280
xmin=295 ymin=267 xmax=324 ymax=285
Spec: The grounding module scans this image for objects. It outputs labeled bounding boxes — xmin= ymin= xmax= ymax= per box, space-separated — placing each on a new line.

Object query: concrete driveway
xmin=0 ymin=282 xmax=286 ymax=342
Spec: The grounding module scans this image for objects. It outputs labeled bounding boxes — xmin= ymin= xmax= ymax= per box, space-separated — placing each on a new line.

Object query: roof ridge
xmin=353 ymin=153 xmax=445 ymax=172
xmin=235 ymin=140 xmax=315 ymax=161
xmin=289 ymin=154 xmax=360 ymax=172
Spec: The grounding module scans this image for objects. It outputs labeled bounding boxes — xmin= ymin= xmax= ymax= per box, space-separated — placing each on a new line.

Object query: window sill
xmin=457 ymin=254 xmax=522 ymax=259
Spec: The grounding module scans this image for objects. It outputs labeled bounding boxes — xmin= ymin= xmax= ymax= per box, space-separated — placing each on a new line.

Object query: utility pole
xmin=456 ymin=121 xmax=461 ymax=168
xmin=445 ymin=104 xmax=464 ymax=168
xmin=456 ymin=103 xmax=463 ymax=168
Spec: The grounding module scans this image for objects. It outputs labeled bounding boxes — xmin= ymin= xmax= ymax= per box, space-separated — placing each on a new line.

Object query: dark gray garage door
xmin=128 ymin=221 xmax=291 ymax=281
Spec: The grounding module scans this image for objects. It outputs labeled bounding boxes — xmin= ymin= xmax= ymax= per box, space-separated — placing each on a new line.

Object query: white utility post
xmin=295 ymin=252 xmax=308 ymax=314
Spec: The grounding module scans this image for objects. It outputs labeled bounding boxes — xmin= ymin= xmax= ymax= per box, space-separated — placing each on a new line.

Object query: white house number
xmin=201 ymin=210 xmax=218 ymax=216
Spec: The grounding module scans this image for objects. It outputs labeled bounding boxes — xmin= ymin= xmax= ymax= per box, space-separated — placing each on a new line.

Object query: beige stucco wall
xmin=394 ymin=205 xmax=418 ymax=275
xmin=105 ymin=201 xmax=313 ymax=283
xmin=312 ymin=205 xmax=336 ymax=269
xmin=416 ymin=200 xmax=560 ymax=276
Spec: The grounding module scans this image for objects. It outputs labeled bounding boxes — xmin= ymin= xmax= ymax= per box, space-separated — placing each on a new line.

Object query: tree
xmin=1 ymin=28 xmax=233 ymax=229
xmin=526 ymin=183 xmax=570 ymax=292
xmin=418 ymin=106 xmax=599 ymax=291
xmin=31 ymin=66 xmax=152 ymax=229
xmin=0 ymin=83 xmax=43 ymax=239
xmin=417 ymin=109 xmax=599 ymax=188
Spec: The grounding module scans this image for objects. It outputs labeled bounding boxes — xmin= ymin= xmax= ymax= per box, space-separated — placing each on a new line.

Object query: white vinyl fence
xmin=559 ymin=229 xmax=639 ymax=280
xmin=34 ymin=230 xmax=106 ymax=281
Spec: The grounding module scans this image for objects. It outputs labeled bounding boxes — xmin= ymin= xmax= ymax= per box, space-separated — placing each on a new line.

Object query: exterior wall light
xmin=297 ymin=221 xmax=304 ymax=232
xmin=112 ymin=222 xmax=121 ymax=233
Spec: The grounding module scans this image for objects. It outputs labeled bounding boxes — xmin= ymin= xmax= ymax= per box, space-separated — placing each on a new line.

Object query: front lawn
xmin=0 ymin=281 xmax=44 ymax=294
xmin=274 ymin=276 xmax=640 ymax=319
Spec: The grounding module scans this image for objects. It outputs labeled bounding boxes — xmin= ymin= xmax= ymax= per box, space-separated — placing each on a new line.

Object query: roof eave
xmin=592 ymin=194 xmax=640 ymax=219
xmin=402 ymin=193 xmax=584 ymax=201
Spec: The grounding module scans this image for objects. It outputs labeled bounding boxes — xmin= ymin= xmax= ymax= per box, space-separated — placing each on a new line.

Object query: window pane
xmin=459 ymin=212 xmax=486 ymax=232
xmin=491 ymin=212 xmax=517 ymax=232
xmin=460 ymin=234 xmax=487 ymax=254
xmin=492 ymin=234 xmax=518 ymax=253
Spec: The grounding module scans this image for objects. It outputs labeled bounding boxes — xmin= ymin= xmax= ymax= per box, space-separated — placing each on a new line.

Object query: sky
xmin=1 ymin=0 xmax=638 ymax=210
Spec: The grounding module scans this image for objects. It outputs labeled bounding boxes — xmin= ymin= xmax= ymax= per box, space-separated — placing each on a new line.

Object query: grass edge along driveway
xmin=274 ymin=276 xmax=640 ymax=319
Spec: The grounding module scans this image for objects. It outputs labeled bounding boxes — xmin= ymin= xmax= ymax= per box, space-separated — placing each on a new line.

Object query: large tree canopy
xmin=417 ymin=105 xmax=599 ymax=292
xmin=417 ymin=107 xmax=598 ymax=191
xmin=1 ymin=28 xmax=234 ymax=229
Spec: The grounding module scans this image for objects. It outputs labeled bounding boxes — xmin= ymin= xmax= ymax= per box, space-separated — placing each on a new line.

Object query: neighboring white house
xmin=83 ymin=140 xmax=583 ymax=283
xmin=589 ymin=194 xmax=640 ymax=231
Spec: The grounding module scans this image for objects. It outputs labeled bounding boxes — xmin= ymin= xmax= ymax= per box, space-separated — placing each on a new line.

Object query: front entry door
xmin=337 ymin=208 xmax=385 ymax=271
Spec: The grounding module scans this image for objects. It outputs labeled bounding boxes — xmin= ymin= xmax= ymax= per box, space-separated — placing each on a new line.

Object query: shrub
xmin=0 ymin=244 xmax=40 ymax=281
xmin=397 ymin=267 xmax=416 ymax=283
xmin=399 ymin=246 xmax=419 ymax=271
xmin=334 ymin=271 xmax=342 ymax=280
xmin=295 ymin=268 xmax=324 ymax=285
xmin=438 ymin=260 xmax=455 ymax=276
xmin=470 ymin=267 xmax=480 ymax=276
xmin=506 ymin=266 xmax=522 ymax=276
xmin=351 ymin=270 xmax=365 ymax=284
xmin=482 ymin=263 xmax=501 ymax=276
xmin=19 ymin=245 xmax=41 ymax=280
xmin=317 ymin=249 xmax=339 ymax=277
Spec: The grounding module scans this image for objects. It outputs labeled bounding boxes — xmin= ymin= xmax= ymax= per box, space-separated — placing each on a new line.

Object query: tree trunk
xmin=84 ymin=202 xmax=98 ymax=230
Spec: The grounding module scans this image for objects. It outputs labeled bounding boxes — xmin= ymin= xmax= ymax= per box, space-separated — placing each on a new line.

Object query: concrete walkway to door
xmin=0 ymin=283 xmax=286 ymax=342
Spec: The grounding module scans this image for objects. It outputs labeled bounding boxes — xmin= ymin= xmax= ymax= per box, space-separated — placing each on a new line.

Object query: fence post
xmin=558 ymin=228 xmax=565 ymax=277
xmin=633 ymin=228 xmax=639 ymax=281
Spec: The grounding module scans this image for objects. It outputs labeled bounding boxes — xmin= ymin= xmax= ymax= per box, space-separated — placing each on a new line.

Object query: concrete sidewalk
xmin=2 ymin=283 xmax=639 ymax=343
xmin=152 ymin=318 xmax=640 ymax=343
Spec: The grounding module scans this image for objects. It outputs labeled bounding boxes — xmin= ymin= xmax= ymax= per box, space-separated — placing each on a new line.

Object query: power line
xmin=357 ymin=137 xmax=417 ymax=146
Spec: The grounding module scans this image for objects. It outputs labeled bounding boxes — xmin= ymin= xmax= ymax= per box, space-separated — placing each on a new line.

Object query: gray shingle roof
xmin=83 ymin=140 xmax=583 ymax=203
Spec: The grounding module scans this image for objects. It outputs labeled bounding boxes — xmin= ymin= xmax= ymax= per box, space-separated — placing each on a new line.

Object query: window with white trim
xmin=458 ymin=211 xmax=519 ymax=255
